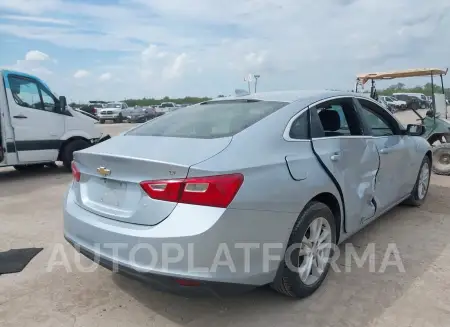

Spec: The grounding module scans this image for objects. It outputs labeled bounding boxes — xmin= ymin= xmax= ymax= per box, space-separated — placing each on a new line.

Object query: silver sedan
xmin=64 ymin=90 xmax=431 ymax=298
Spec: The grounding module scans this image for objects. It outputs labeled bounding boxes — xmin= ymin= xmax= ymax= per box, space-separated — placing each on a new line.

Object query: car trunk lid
xmin=72 ymin=135 xmax=232 ymax=225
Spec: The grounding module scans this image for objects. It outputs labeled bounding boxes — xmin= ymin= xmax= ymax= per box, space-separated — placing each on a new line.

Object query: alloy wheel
xmin=417 ymin=161 xmax=430 ymax=200
xmin=298 ymin=217 xmax=332 ymax=285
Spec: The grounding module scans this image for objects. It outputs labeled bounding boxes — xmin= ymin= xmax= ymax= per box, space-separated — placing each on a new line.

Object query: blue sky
xmin=1 ymin=0 xmax=449 ymax=102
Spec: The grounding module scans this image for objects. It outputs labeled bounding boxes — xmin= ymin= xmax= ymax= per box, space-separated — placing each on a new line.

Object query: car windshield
xmin=106 ymin=103 xmax=121 ymax=108
xmin=127 ymin=100 xmax=287 ymax=139
xmin=160 ymin=103 xmax=174 ymax=108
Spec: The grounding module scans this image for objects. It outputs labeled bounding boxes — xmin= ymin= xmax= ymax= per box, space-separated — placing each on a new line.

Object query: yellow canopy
xmin=357 ymin=68 xmax=448 ymax=85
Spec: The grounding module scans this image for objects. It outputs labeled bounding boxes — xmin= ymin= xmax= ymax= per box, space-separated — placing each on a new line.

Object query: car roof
xmin=210 ymin=90 xmax=358 ymax=103
xmin=1 ymin=69 xmax=52 ymax=91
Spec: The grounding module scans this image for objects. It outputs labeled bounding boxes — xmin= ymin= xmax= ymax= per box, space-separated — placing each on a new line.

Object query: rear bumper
xmin=65 ymin=236 xmax=255 ymax=296
xmin=63 ymin=186 xmax=296 ymax=286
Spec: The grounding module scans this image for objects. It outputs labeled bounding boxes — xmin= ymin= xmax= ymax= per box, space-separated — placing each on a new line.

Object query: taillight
xmin=140 ymin=173 xmax=244 ymax=208
xmin=71 ymin=161 xmax=80 ymax=182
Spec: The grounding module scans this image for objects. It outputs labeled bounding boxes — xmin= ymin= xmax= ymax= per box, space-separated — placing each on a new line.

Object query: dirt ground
xmin=1 ymin=115 xmax=450 ymax=327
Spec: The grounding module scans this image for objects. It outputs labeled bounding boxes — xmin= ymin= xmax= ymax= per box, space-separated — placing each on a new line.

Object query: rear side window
xmin=289 ymin=113 xmax=308 ymax=139
xmin=127 ymin=100 xmax=287 ymax=138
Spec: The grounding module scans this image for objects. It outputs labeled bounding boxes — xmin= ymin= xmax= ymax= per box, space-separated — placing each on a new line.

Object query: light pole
xmin=244 ymin=73 xmax=253 ymax=93
xmin=254 ymin=74 xmax=260 ymax=93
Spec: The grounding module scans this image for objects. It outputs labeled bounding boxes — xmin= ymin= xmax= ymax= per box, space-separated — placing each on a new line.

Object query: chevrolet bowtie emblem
xmin=97 ymin=167 xmax=111 ymax=177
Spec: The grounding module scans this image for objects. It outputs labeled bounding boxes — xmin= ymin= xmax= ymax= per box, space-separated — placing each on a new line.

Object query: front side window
xmin=8 ymin=76 xmax=42 ymax=110
xmin=40 ymin=87 xmax=57 ymax=112
xmin=357 ymin=99 xmax=398 ymax=137
xmin=127 ymin=100 xmax=287 ymax=139
xmin=314 ymin=98 xmax=363 ymax=137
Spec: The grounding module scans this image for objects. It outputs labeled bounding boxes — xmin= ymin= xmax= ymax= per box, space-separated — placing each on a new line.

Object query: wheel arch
xmin=57 ymin=136 xmax=90 ymax=161
xmin=310 ymin=192 xmax=342 ymax=243
xmin=427 ymin=133 xmax=450 ymax=145
xmin=425 ymin=150 xmax=432 ymax=166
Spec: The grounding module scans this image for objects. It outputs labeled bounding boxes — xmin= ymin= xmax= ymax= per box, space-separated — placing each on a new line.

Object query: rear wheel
xmin=432 ymin=144 xmax=450 ymax=176
xmin=99 ymin=119 xmax=105 ymax=124
xmin=61 ymin=139 xmax=91 ymax=170
xmin=271 ymin=201 xmax=336 ymax=298
xmin=404 ymin=156 xmax=431 ymax=206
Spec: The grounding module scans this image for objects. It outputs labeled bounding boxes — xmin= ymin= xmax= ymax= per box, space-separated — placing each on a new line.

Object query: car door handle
xmin=330 ymin=153 xmax=341 ymax=161
xmin=380 ymin=148 xmax=391 ymax=154
xmin=13 ymin=114 xmax=27 ymax=119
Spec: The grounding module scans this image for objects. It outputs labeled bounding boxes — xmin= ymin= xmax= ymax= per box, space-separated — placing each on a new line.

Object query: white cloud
xmin=0 ymin=0 xmax=62 ymax=15
xmin=99 ymin=72 xmax=112 ymax=81
xmin=0 ymin=50 xmax=54 ymax=79
xmin=25 ymin=50 xmax=50 ymax=61
xmin=142 ymin=44 xmax=167 ymax=61
xmin=162 ymin=53 xmax=188 ymax=80
xmin=1 ymin=0 xmax=450 ymax=100
xmin=1 ymin=14 xmax=72 ymax=25
xmin=73 ymin=70 xmax=90 ymax=79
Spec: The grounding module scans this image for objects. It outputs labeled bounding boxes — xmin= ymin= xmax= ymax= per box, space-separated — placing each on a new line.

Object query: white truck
xmin=97 ymin=102 xmax=129 ymax=123
xmin=0 ymin=70 xmax=109 ymax=171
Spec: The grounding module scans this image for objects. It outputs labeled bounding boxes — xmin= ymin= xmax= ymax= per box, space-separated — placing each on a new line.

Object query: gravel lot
xmin=1 ymin=114 xmax=450 ymax=327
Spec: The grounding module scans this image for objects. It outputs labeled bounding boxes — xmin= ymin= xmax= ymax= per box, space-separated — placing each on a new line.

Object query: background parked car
xmin=98 ymin=102 xmax=129 ymax=123
xmin=125 ymin=106 xmax=158 ymax=123
xmin=393 ymin=92 xmax=429 ymax=109
xmin=392 ymin=94 xmax=422 ymax=110
xmin=379 ymin=96 xmax=406 ymax=112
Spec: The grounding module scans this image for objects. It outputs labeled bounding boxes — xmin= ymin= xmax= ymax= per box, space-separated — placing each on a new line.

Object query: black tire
xmin=61 ymin=139 xmax=91 ymax=170
xmin=411 ymin=102 xmax=420 ymax=111
xmin=45 ymin=162 xmax=58 ymax=168
xmin=114 ymin=114 xmax=123 ymax=123
xmin=14 ymin=164 xmax=45 ymax=172
xmin=404 ymin=156 xmax=431 ymax=206
xmin=271 ymin=201 xmax=337 ymax=298
xmin=432 ymin=144 xmax=450 ymax=176
xmin=99 ymin=119 xmax=105 ymax=124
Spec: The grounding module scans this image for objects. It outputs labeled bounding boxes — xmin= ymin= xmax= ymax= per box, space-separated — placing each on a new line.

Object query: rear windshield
xmin=127 ymin=100 xmax=287 ymax=138
xmin=106 ymin=103 xmax=121 ymax=108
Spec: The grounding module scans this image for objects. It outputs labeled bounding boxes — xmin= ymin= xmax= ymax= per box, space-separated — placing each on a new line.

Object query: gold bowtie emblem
xmin=97 ymin=167 xmax=111 ymax=177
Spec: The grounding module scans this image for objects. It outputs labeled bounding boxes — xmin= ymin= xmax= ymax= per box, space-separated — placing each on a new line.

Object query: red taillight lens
xmin=140 ymin=173 xmax=244 ymax=208
xmin=71 ymin=161 xmax=80 ymax=182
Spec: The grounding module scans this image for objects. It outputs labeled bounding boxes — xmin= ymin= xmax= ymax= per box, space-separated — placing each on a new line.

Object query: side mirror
xmin=406 ymin=124 xmax=425 ymax=136
xmin=59 ymin=96 xmax=67 ymax=113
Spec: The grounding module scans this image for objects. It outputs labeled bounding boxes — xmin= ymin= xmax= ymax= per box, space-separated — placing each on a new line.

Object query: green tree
xmin=378 ymin=83 xmax=449 ymax=97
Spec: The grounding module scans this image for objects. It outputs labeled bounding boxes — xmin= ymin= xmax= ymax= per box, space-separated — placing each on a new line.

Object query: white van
xmin=0 ymin=70 xmax=109 ymax=171
xmin=393 ymin=92 xmax=427 ymax=101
